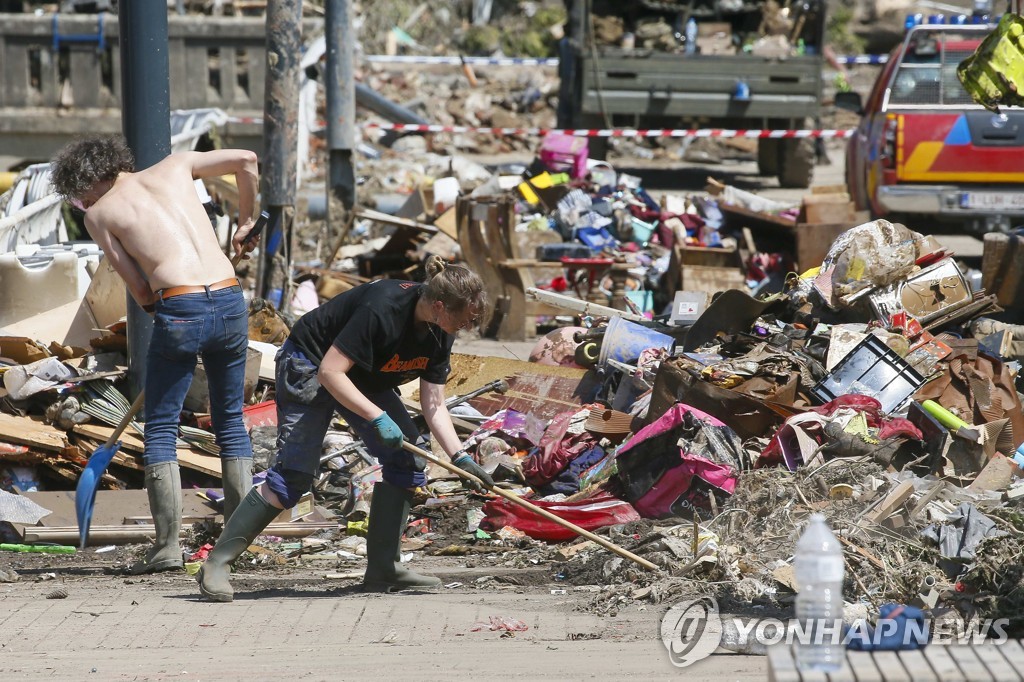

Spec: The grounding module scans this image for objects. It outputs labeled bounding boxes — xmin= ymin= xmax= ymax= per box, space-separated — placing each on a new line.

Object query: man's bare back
xmin=82 ymin=149 xmax=259 ymax=307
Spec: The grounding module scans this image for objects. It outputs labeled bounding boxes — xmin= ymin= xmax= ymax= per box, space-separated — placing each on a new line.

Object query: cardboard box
xmin=798 ymin=193 xmax=856 ymax=225
xmin=794 ymin=222 xmax=851 ymax=271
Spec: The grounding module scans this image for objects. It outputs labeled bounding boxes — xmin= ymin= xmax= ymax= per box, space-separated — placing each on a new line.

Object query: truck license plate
xmin=960 ymin=192 xmax=1024 ymax=211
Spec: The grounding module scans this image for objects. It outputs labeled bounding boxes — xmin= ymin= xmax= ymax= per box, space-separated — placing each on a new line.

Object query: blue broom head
xmin=75 ymin=442 xmax=121 ymax=550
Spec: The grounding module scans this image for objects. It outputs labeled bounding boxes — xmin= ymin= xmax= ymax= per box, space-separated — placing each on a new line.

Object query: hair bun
xmin=425 ymin=254 xmax=447 ymax=280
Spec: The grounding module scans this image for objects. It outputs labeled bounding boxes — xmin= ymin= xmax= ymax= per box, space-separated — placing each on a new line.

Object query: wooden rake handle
xmin=400 ymin=440 xmax=659 ymax=573
xmin=103 ymin=391 xmax=146 ymax=449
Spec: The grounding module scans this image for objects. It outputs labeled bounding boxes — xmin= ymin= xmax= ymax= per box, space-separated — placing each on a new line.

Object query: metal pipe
xmin=24 ymin=523 xmax=337 ymax=546
xmin=354 ymin=83 xmax=429 ymax=125
xmin=526 ymin=287 xmax=647 ymax=322
xmin=119 ymin=0 xmax=170 ymax=400
xmin=259 ymin=0 xmax=302 ymax=299
xmin=326 ymin=0 xmax=356 ymax=245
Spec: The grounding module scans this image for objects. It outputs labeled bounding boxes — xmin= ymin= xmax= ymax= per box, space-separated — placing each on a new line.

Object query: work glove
xmin=370 ymin=412 xmax=404 ymax=448
xmin=452 ymin=453 xmax=495 ymax=493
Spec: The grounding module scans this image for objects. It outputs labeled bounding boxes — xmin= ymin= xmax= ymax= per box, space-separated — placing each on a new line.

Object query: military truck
xmin=557 ymin=0 xmax=826 ymax=188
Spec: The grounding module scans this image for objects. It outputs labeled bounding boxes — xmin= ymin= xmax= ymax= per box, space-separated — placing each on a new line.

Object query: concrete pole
xmin=258 ymin=0 xmax=302 ymax=304
xmin=325 ymin=0 xmax=356 ymax=244
xmin=118 ymin=1 xmax=170 ymax=399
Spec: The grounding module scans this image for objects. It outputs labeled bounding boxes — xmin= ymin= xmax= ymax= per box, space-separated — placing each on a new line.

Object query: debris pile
xmin=2 ymin=7 xmax=1023 ymax=641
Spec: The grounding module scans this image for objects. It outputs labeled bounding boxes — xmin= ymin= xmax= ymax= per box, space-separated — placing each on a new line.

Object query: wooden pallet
xmin=768 ymin=641 xmax=1024 ymax=681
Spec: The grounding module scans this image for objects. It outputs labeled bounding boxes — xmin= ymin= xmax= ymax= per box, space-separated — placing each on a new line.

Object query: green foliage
xmin=462 ymin=25 xmax=502 ymax=55
xmin=826 ymin=4 xmax=866 ymax=56
xmin=461 ymin=4 xmax=567 ymax=57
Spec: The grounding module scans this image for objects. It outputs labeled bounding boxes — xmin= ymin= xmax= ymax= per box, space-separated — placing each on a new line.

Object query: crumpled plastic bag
xmin=0 ymin=488 xmax=51 ymax=525
xmin=3 ymin=357 xmax=74 ymax=401
xmin=921 ymin=502 xmax=1006 ymax=562
xmin=814 ymin=220 xmax=925 ymax=307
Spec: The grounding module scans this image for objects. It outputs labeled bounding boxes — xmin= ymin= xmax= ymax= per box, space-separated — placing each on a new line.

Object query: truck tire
xmin=778 ymin=138 xmax=815 ymax=188
xmin=757 ymin=139 xmax=780 ymax=178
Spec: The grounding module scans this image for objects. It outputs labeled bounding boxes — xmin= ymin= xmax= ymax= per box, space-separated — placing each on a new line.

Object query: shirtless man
xmin=50 ymin=135 xmax=260 ymax=574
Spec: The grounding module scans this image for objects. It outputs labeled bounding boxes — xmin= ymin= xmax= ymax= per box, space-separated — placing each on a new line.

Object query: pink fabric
xmin=618 ymin=403 xmax=725 ymax=456
xmin=632 ymin=455 xmax=737 ymax=519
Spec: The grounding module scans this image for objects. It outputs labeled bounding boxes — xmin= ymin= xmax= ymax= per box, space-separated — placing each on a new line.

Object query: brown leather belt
xmin=159 ymin=277 xmax=240 ymax=300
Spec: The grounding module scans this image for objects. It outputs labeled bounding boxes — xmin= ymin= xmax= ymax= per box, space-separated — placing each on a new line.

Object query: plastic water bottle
xmin=684 ymin=18 xmax=698 ymax=54
xmin=794 ymin=514 xmax=844 ymax=672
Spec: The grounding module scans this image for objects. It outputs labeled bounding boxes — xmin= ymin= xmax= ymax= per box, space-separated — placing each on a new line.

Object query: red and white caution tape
xmin=363 ymin=123 xmax=855 ymax=139
xmin=362 ymin=54 xmax=887 ymax=67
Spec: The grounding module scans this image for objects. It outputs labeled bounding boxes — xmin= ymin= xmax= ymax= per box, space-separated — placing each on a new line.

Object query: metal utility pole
xmin=259 ymin=0 xmax=302 ymax=305
xmin=325 ymin=0 xmax=356 ymax=244
xmin=119 ymin=1 xmax=170 ymax=399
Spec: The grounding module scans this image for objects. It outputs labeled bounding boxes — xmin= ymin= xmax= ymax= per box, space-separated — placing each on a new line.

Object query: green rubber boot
xmin=220 ymin=457 xmax=253 ymax=523
xmin=129 ymin=462 xmax=183 ymax=575
xmin=197 ymin=488 xmax=280 ymax=602
xmin=363 ymin=481 xmax=441 ymax=592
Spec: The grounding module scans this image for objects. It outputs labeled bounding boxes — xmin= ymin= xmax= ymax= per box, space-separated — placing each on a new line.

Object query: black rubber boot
xmin=220 ymin=457 xmax=253 ymax=523
xmin=363 ymin=480 xmax=441 ymax=592
xmin=129 ymin=462 xmax=183 ymax=574
xmin=197 ymin=488 xmax=280 ymax=602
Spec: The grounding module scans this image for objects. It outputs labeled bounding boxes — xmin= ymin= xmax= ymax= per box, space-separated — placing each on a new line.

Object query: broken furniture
xmin=457 ymin=194 xmax=563 ymax=340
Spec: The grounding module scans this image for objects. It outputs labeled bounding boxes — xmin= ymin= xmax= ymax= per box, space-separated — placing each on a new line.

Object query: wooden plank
xmin=865 ymin=481 xmax=916 ymax=524
xmin=946 ymin=645 xmax=995 ymax=681
xmin=996 ymin=640 xmax=1024 ymax=676
xmin=973 ymin=643 xmax=1022 ymax=681
xmin=871 ymin=650 xmax=911 ymax=682
xmin=844 ymin=651 xmax=884 ymax=682
xmin=910 ymin=481 xmax=946 ymax=519
xmin=357 ymin=208 xmax=437 ymax=234
xmin=837 ymin=535 xmax=886 ymax=570
xmin=16 ymin=489 xmax=219 ymax=531
xmin=922 ymin=645 xmax=967 ymax=682
xmin=895 ymin=648 xmax=939 ymax=681
xmin=0 ymin=412 xmax=70 ymax=452
xmin=767 ymin=644 xmax=802 ymax=682
xmin=73 ymin=423 xmax=222 ymax=477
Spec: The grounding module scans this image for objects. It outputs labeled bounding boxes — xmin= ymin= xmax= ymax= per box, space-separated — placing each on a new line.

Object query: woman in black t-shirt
xmin=198 ymin=257 xmax=493 ymax=601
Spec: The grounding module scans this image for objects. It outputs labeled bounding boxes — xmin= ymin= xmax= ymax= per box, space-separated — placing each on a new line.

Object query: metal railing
xmin=0 ymin=12 xmax=269 ymax=111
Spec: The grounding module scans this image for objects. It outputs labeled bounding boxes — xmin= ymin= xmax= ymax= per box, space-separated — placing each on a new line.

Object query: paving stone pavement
xmin=0 ymin=573 xmax=766 ymax=680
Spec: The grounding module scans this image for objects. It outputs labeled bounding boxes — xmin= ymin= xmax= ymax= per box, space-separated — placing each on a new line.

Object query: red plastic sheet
xmin=479 ymin=492 xmax=639 ymax=542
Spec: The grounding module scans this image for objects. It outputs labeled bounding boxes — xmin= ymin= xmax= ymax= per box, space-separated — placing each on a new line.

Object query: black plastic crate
xmin=811 ymin=334 xmax=925 ymax=414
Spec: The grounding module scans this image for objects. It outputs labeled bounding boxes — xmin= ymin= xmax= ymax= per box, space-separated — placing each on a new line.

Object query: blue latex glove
xmin=453 ymin=453 xmax=495 ymax=492
xmin=370 ymin=412 xmax=404 ymax=448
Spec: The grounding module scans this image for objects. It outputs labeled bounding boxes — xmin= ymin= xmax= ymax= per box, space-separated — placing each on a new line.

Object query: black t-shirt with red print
xmin=287 ymin=279 xmax=453 ymax=392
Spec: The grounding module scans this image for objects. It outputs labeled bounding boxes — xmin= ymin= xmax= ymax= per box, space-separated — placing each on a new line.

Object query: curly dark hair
xmin=50 ymin=134 xmax=135 ymax=200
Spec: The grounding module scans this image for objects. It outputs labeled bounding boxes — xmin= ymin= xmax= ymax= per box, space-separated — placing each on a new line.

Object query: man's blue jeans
xmin=268 ymin=341 xmax=426 ymax=506
xmin=143 ymin=286 xmax=252 ymax=466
